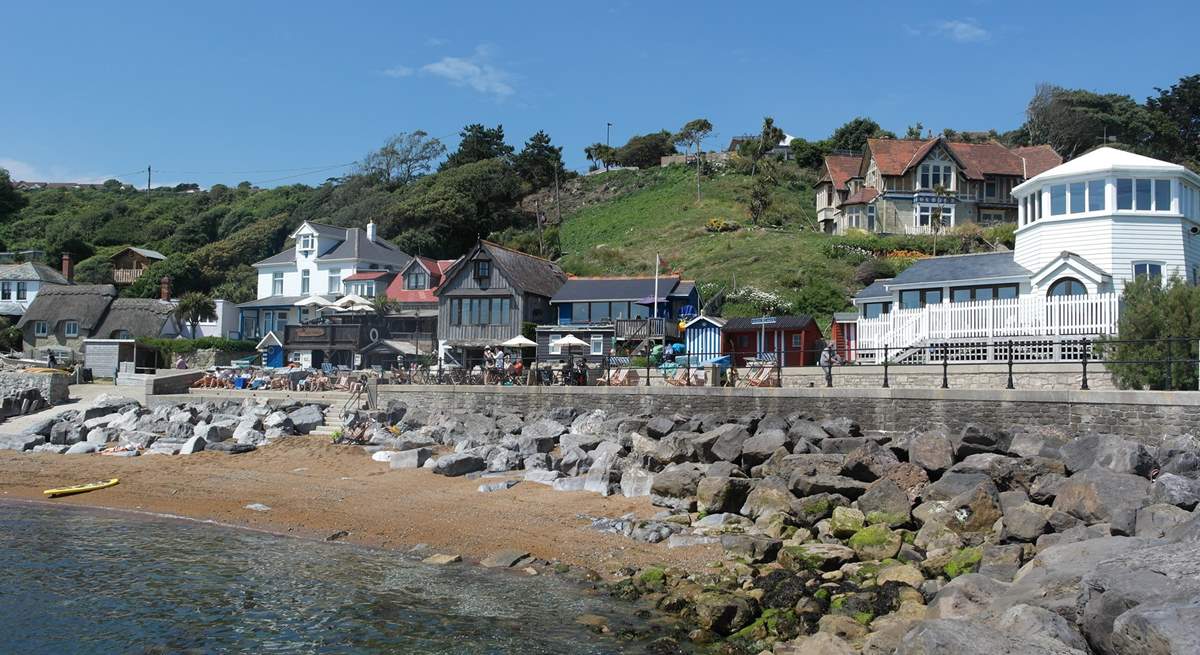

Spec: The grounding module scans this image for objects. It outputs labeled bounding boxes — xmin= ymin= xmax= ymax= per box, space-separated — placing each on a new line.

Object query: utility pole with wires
xmin=146 ymin=165 xmax=151 ymax=194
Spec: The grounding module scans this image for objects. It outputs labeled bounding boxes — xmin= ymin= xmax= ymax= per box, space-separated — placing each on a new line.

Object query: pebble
xmin=244 ymin=503 xmax=271 ymax=512
xmin=422 ymin=553 xmax=462 ymax=565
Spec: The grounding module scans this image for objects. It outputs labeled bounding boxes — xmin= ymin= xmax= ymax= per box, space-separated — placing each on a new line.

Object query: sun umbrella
xmin=294 ymin=296 xmax=332 ymax=307
xmin=335 ymin=293 xmax=371 ymax=307
xmin=501 ymin=335 xmax=537 ymax=348
xmin=554 ymin=334 xmax=589 ymax=348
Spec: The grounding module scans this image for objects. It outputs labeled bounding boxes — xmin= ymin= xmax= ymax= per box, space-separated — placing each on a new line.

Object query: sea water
xmin=0 ymin=502 xmax=676 ymax=654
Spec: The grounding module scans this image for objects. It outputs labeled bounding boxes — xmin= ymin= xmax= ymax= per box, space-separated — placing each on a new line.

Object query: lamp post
xmin=606 ymin=122 xmax=612 ymax=148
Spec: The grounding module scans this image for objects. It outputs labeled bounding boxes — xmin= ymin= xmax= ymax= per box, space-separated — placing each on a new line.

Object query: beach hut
xmin=684 ymin=315 xmax=725 ymax=361
xmin=256 ymin=331 xmax=284 ymax=367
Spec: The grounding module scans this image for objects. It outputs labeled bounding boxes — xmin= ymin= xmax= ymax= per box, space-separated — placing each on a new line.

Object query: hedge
xmin=136 ymin=336 xmax=258 ymax=355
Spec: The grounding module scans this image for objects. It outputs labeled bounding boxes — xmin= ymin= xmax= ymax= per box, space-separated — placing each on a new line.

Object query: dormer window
xmin=474 ymin=261 xmax=491 ymax=280
xmin=918 ymin=150 xmax=955 ymax=191
xmin=406 ymin=270 xmax=427 ymax=290
xmin=298 ymin=233 xmax=315 ymax=256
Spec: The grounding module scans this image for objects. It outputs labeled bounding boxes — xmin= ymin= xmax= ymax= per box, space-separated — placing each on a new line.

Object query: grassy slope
xmin=557 ymin=166 xmax=857 ymax=324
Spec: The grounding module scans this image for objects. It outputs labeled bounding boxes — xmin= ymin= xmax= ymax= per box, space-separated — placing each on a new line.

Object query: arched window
xmin=1047 ymin=278 xmax=1087 ymax=297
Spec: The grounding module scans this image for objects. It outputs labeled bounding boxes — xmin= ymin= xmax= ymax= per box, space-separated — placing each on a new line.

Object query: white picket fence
xmin=857 ymin=293 xmax=1122 ymax=362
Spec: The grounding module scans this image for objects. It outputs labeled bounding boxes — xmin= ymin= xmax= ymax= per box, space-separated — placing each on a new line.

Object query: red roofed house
xmin=816 ymin=137 xmax=1061 ymax=235
xmin=351 ymin=256 xmax=459 ymax=367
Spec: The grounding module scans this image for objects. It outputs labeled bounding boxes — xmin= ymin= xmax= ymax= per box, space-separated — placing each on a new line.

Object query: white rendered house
xmin=238 ymin=221 xmax=410 ymax=338
xmin=844 ymin=148 xmax=1200 ymax=361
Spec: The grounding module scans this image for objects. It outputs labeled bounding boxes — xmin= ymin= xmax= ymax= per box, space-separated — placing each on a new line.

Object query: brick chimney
xmin=160 ymin=276 xmax=172 ymax=301
xmin=61 ymin=252 xmax=73 ymax=282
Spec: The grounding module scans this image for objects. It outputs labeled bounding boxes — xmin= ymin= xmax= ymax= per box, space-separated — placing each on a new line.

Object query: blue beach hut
xmin=684 ymin=315 xmax=726 ymax=362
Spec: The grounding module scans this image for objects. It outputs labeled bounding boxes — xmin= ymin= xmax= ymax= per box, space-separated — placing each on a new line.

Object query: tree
xmin=514 ymin=130 xmax=565 ymax=190
xmin=1022 ymin=83 xmax=1173 ymax=160
xmin=440 ymin=124 xmax=514 ymax=171
xmin=174 ymin=291 xmax=217 ymax=339
xmin=73 ymin=255 xmax=114 ymax=284
xmin=1146 ymin=74 xmax=1200 ymax=168
xmin=584 ymin=143 xmax=618 ymax=171
xmin=370 ymin=295 xmax=401 ymax=316
xmin=746 ymin=170 xmax=775 ymax=226
xmin=0 ymin=168 xmax=28 ymax=223
xmin=828 ymin=117 xmax=895 ymax=152
xmin=360 ymin=131 xmax=446 ymax=187
xmin=1106 ymin=275 xmax=1200 ymax=390
xmin=929 ymin=184 xmax=954 ymax=256
xmin=750 ymin=117 xmax=785 ymax=175
xmin=673 ymin=118 xmax=714 ymax=202
xmin=905 ymin=123 xmax=925 ymax=139
xmin=789 ymin=137 xmax=830 ymax=170
xmin=614 ymin=130 xmax=676 ymax=168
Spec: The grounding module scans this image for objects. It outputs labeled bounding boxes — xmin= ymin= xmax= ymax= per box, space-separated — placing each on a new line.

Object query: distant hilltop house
xmin=659 ymin=132 xmax=796 ymax=168
xmin=834 ymin=147 xmax=1200 ymax=363
xmin=726 ymin=133 xmax=796 ymax=159
xmin=13 ymin=180 xmax=134 ymax=191
xmin=815 ymin=137 xmax=1062 ymax=235
xmin=110 ymin=246 xmax=166 ymax=285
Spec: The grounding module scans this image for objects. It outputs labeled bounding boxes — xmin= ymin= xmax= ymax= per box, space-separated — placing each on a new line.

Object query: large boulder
xmin=739 ymin=476 xmax=797 ymax=519
xmin=583 ymin=452 xmax=620 ymax=496
xmin=739 ymin=429 xmax=788 ymax=468
xmin=926 ymin=574 xmax=1011 ymax=620
xmin=650 ymin=464 xmax=703 ymax=511
xmin=179 ymin=435 xmax=206 ymax=454
xmin=995 ymin=604 xmax=1089 ymax=652
xmin=1053 ymin=467 xmax=1152 ymax=524
xmin=287 ymin=405 xmax=324 ymax=434
xmin=696 ymin=476 xmax=752 ymax=515
xmin=1134 ymin=504 xmax=1193 ymax=538
xmin=843 ymin=440 xmax=900 ymax=482
xmin=945 ymin=481 xmax=1004 ymax=536
xmin=895 ymin=619 xmax=1086 ymax=655
xmin=923 ymin=471 xmax=991 ymax=502
xmin=522 ymin=418 xmax=567 ymax=441
xmin=908 ymin=430 xmax=955 ymax=475
xmin=1111 ymin=595 xmax=1200 ymax=655
xmin=857 ymin=478 xmax=912 ymax=526
xmin=1002 ymin=502 xmax=1051 ymax=543
xmin=1149 ymin=473 xmax=1200 ymax=510
xmin=952 ymin=424 xmax=1008 ymax=459
xmin=643 ymin=416 xmax=676 ymax=439
xmin=432 ymin=453 xmax=485 ymax=477
xmin=389 ymin=447 xmax=432 ymax=469
xmin=692 ymin=591 xmax=757 ymax=635
xmin=1063 ymin=434 xmax=1156 ymax=476
xmin=820 ymin=417 xmax=860 ymax=439
xmin=569 ymin=410 xmax=607 ymax=435
xmin=708 ymin=423 xmax=752 ymax=463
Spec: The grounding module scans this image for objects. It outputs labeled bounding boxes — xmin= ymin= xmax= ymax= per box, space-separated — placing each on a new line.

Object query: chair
xmin=688 ymin=368 xmax=707 ymax=387
xmin=746 ymin=365 xmax=780 ymax=388
xmin=663 ymin=367 xmax=689 ymax=386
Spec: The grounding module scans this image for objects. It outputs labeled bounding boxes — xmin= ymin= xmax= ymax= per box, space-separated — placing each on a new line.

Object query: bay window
xmin=919 ymin=162 xmax=953 ymax=190
xmin=1155 ymin=179 xmax=1171 ymax=212
xmin=916 ymin=204 xmax=953 ymax=228
xmin=1117 ymin=178 xmax=1174 ymax=211
xmin=1117 ymin=178 xmax=1133 ymax=209
xmin=1069 ymin=182 xmax=1085 ymax=214
xmin=1088 ymin=179 xmax=1105 ymax=211
xmin=1050 ymin=184 xmax=1067 ymax=215
xmin=1136 ymin=179 xmax=1152 ymax=210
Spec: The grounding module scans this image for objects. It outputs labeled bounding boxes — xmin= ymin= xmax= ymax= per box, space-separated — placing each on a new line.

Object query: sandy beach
xmin=0 ymin=436 xmax=718 ymax=575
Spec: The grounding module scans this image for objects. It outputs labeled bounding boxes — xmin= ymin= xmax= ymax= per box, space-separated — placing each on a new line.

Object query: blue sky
xmin=2 ymin=0 xmax=1196 ymax=188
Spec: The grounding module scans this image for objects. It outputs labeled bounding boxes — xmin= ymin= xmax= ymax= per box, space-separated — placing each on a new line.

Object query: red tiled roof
xmin=947 ymin=142 xmax=1025 ymax=179
xmin=384 ymin=256 xmax=461 ymax=303
xmin=840 ymin=187 xmax=879 ymax=206
xmin=819 ymin=154 xmax=863 ymax=190
xmin=866 ymin=138 xmax=1062 ymax=180
xmin=343 ymin=271 xmax=390 ymax=281
xmin=1012 ymin=145 xmax=1063 ymax=177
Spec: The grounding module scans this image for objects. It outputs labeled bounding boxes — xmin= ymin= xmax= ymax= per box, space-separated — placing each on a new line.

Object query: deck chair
xmin=688 ymin=368 xmax=707 ymax=387
xmin=662 ymin=366 xmax=689 ymax=386
xmin=746 ymin=366 xmax=780 ymax=388
xmin=621 ymin=369 xmax=640 ymax=386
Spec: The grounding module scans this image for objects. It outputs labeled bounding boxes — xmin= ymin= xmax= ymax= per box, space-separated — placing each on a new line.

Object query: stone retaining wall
xmin=0 ymin=371 xmax=69 ymax=405
xmin=784 ymin=363 xmax=1115 ymax=391
xmin=367 ymin=385 xmax=1196 ymax=447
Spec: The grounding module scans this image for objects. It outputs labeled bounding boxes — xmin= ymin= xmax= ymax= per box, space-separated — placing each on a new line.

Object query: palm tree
xmin=174 ymin=292 xmax=217 ymax=339
xmin=929 ymin=184 xmax=955 ymax=256
xmin=370 ymin=295 xmax=401 ymax=317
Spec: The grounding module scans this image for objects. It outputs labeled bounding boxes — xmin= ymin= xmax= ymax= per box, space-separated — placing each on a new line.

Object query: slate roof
xmin=441 ymin=241 xmax=566 ymax=299
xmin=722 ymin=315 xmax=815 ymax=331
xmin=886 ymin=252 xmax=1031 ymax=286
xmin=854 ymin=279 xmax=893 ymax=301
xmin=671 ymin=280 xmax=696 ymax=299
xmin=819 ymin=154 xmax=863 ymax=190
xmin=319 ymin=227 xmax=411 ymax=268
xmin=552 ymin=277 xmax=683 ymax=303
xmin=126 ymin=247 xmax=166 ymax=260
xmin=17 ymin=284 xmax=118 ymax=330
xmin=253 ymin=223 xmax=411 ymax=269
xmin=0 ymin=262 xmax=69 ymax=284
xmin=94 ymin=298 xmax=176 ymax=339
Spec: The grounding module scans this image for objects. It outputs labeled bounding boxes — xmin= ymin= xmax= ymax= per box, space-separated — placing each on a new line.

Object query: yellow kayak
xmin=44 ymin=478 xmax=120 ymax=498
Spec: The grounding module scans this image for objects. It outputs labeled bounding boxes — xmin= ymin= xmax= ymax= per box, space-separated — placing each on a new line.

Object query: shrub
xmin=853 ymin=258 xmax=898 ymax=286
xmin=1106 ymin=275 xmax=1200 ymax=390
xmin=137 ymin=336 xmax=258 ymax=355
xmin=705 ymin=217 xmax=740 ymax=233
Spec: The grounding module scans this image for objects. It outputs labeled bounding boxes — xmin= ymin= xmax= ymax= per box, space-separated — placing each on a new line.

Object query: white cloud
xmin=0 ymin=158 xmax=38 ymax=180
xmin=420 ymin=45 xmax=515 ymax=99
xmin=382 ymin=65 xmax=414 ymax=78
xmin=936 ymin=19 xmax=990 ymax=43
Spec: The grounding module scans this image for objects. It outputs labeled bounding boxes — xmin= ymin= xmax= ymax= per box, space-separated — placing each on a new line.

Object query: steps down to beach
xmin=307 ymin=407 xmax=345 ymax=439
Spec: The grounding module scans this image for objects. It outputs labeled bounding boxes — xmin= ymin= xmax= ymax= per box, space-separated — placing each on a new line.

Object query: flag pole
xmin=653 ymin=255 xmax=660 ymax=320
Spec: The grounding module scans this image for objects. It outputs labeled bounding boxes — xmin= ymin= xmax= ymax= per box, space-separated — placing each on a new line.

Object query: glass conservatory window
xmin=1088 ymin=179 xmax=1105 ymax=211
xmin=1155 ymin=179 xmax=1171 ymax=211
xmin=1136 ymin=179 xmax=1152 ymax=210
xmin=1070 ymin=182 xmax=1085 ymax=214
xmin=1050 ymin=184 xmax=1066 ymax=215
xmin=1117 ymin=179 xmax=1133 ymax=209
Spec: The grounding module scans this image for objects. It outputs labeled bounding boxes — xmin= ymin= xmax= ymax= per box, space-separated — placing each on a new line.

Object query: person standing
xmin=819 ymin=342 xmax=841 ymax=387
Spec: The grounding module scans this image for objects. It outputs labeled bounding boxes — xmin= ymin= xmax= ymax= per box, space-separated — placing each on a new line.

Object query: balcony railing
xmin=113 ymin=268 xmax=145 ymax=284
xmin=614 ymin=318 xmax=680 ymax=340
xmin=856 ymin=293 xmax=1121 ymax=361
